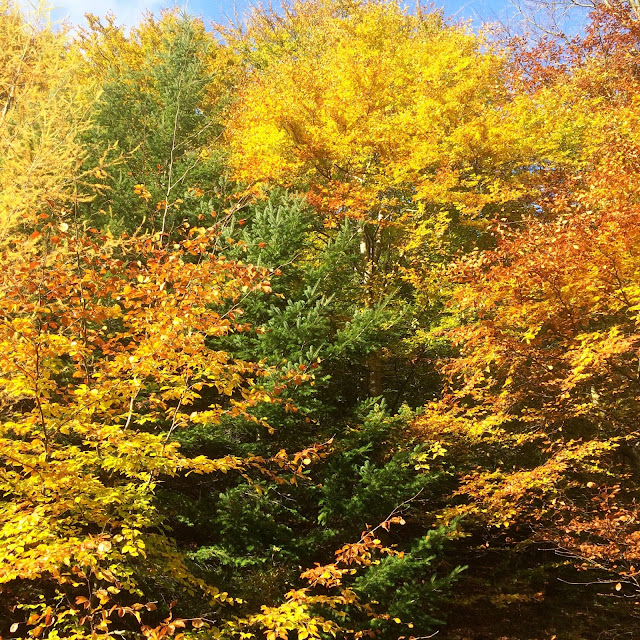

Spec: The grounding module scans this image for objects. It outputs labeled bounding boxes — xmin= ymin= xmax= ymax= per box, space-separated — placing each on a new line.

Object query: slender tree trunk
xmin=365 ymin=352 xmax=383 ymax=397
xmin=360 ymin=220 xmax=383 ymax=397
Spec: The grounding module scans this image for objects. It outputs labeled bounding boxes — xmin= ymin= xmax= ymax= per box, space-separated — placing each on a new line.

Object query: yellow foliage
xmin=0 ymin=1 xmax=96 ymax=244
xmin=225 ymin=0 xmax=557 ymax=232
xmin=0 ymin=221 xmax=279 ymax=635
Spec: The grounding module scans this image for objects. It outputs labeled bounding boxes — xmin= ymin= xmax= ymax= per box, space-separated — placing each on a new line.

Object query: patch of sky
xmin=24 ymin=0 xmax=590 ymax=35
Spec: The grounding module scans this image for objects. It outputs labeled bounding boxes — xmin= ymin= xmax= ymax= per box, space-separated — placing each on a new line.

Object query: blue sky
xmin=45 ymin=0 xmax=587 ymax=34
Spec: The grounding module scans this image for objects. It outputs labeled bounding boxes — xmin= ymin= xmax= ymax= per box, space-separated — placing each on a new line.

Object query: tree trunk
xmin=365 ymin=352 xmax=383 ymax=397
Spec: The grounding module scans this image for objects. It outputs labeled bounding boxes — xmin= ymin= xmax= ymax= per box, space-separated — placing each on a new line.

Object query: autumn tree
xmin=0 ymin=0 xmax=97 ymax=245
xmin=0 ymin=213 xmax=277 ymax=632
xmin=222 ymin=0 xmax=584 ymax=398
xmin=224 ymin=0 xmax=569 ymax=258
xmin=412 ymin=3 xmax=640 ymax=612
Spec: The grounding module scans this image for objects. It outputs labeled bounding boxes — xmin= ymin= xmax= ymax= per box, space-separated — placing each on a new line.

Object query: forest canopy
xmin=1 ymin=0 xmax=640 ymax=639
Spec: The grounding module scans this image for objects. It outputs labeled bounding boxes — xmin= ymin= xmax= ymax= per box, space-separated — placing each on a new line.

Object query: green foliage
xmin=316 ymin=402 xmax=437 ymax=528
xmin=354 ymin=526 xmax=466 ymax=634
xmin=81 ymin=11 xmax=231 ymax=235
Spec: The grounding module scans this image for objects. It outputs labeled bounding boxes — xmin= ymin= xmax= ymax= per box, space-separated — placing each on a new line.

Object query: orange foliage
xmin=414 ymin=3 xmax=640 ymax=595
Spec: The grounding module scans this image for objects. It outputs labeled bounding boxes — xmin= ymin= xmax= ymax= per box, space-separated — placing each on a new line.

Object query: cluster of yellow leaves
xmin=224 ymin=0 xmax=573 ymax=233
xmin=78 ymin=10 xmax=212 ymax=90
xmin=0 ymin=1 xmax=99 ymax=246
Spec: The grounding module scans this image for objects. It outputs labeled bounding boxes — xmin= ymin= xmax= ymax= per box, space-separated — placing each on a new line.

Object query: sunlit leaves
xmin=0 ymin=221 xmax=278 ymax=635
xmin=225 ymin=0 xmax=548 ymax=233
xmin=413 ymin=3 xmax=640 ymax=597
xmin=0 ymin=1 xmax=97 ymax=244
